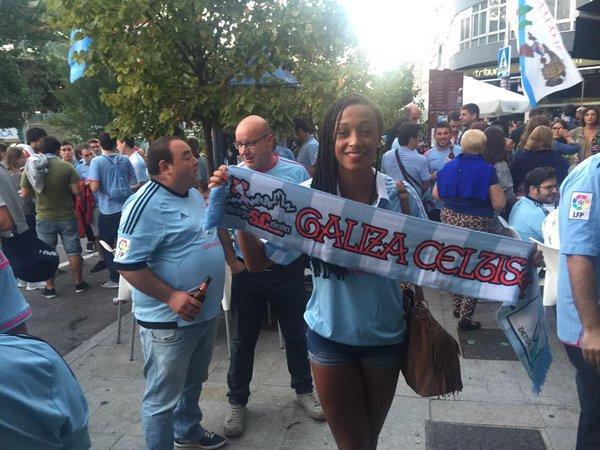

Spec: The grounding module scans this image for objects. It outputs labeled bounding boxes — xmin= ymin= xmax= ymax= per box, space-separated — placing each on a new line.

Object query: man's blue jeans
xmin=139 ymin=318 xmax=217 ymax=450
xmin=227 ymin=257 xmax=313 ymax=405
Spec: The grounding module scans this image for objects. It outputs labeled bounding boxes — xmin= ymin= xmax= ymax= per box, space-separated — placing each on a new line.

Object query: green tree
xmin=47 ymin=0 xmax=368 ymax=169
xmin=369 ymin=66 xmax=418 ymax=131
xmin=49 ymin=70 xmax=116 ymax=141
xmin=0 ymin=0 xmax=66 ymax=128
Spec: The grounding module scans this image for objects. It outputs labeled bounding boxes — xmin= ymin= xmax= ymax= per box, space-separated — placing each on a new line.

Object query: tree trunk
xmin=202 ymin=120 xmax=215 ymax=174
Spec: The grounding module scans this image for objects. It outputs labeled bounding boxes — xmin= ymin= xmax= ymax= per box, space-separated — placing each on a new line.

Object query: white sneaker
xmin=296 ymin=392 xmax=325 ymax=421
xmin=17 ymin=279 xmax=27 ymax=288
xmin=223 ymin=404 xmax=247 ymax=437
xmin=26 ymin=281 xmax=47 ymax=291
xmin=101 ymin=280 xmax=119 ymax=289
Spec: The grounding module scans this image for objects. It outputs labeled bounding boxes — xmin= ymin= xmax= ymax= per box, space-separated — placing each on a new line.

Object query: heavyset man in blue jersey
xmin=113 ymin=136 xmax=227 ymax=449
xmin=222 ymin=116 xmax=324 ymax=437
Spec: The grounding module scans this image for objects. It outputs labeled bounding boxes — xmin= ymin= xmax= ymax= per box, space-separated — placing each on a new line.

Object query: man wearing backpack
xmin=89 ymin=132 xmax=138 ymax=288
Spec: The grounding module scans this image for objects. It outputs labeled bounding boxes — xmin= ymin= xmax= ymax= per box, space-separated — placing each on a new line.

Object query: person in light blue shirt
xmin=113 ymin=136 xmax=227 ymax=450
xmin=556 ymin=152 xmax=600 ymax=449
xmin=508 ymin=167 xmax=558 ymax=243
xmin=0 ymin=334 xmax=91 ymax=449
xmin=118 ymin=137 xmax=148 ymax=185
xmin=424 ymin=124 xmax=462 ymax=172
xmin=0 ymin=249 xmax=90 ymax=449
xmin=60 ymin=141 xmax=79 ymax=167
xmin=89 ymin=136 xmax=138 ymax=216
xmin=274 ymin=144 xmax=295 ymax=161
xmin=89 ymin=132 xmax=139 ymax=288
xmin=185 ymin=137 xmax=210 ymax=193
xmin=0 ymin=250 xmax=31 ymax=334
xmin=294 ymin=118 xmax=319 ymax=175
xmin=214 ymin=96 xmax=428 ymax=450
xmin=381 ymin=121 xmax=430 ymax=196
xmin=423 ymin=122 xmax=462 ymax=220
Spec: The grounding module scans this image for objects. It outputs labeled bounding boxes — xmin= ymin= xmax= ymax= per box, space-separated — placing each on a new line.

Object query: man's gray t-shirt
xmin=0 ymin=165 xmax=28 ymax=237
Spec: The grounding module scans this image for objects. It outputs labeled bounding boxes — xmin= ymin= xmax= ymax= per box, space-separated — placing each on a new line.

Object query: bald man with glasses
xmin=219 ymin=115 xmax=324 ymax=437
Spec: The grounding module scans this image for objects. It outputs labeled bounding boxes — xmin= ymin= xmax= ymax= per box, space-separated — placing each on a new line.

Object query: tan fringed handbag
xmin=396 ymin=182 xmax=463 ymax=397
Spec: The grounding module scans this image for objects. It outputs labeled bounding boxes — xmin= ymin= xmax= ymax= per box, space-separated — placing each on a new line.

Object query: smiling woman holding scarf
xmin=210 ymin=93 xmax=426 ymax=449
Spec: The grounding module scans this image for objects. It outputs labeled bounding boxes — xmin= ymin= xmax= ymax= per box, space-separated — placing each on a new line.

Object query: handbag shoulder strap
xmin=396 ymin=180 xmax=426 ymax=305
xmin=395 ymin=149 xmax=422 ymax=194
xmin=395 ymin=179 xmax=411 ymax=216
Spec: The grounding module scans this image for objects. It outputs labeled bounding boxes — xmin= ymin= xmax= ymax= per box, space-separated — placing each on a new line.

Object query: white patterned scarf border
xmin=205 ymin=167 xmax=552 ymax=392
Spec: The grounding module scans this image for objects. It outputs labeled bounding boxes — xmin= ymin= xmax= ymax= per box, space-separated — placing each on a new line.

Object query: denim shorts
xmin=306 ymin=328 xmax=404 ymax=369
xmin=36 ymin=218 xmax=82 ymax=256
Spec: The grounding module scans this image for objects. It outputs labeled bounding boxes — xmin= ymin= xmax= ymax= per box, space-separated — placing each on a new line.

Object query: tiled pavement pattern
xmin=65 ymin=288 xmax=580 ymax=449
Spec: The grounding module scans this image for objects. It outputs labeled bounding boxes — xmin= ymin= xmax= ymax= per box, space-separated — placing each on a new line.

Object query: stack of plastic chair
xmin=222 ymin=264 xmax=233 ymax=359
xmin=99 ymin=240 xmax=135 ymax=360
xmin=530 ymin=238 xmax=560 ymax=307
xmin=497 ymin=216 xmax=522 ymax=240
xmin=542 ymin=209 xmax=560 ymax=248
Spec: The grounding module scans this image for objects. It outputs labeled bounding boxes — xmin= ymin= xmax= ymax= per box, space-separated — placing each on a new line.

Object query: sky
xmin=338 ymin=0 xmax=442 ymax=74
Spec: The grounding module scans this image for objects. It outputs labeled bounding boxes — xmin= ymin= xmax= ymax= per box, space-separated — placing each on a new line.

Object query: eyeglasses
xmin=233 ymin=133 xmax=270 ymax=150
xmin=537 ymin=184 xmax=557 ymax=191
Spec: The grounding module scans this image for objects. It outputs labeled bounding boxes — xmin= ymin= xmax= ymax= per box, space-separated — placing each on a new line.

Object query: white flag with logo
xmin=515 ymin=0 xmax=582 ymax=106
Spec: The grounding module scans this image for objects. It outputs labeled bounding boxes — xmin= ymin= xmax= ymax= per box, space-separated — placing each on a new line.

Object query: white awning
xmin=462 ymin=76 xmax=530 ymax=117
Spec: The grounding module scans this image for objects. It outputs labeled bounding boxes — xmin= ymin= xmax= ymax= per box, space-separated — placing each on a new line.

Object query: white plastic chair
xmin=222 ymin=264 xmax=285 ymax=355
xmin=100 ymin=240 xmax=135 ymax=358
xmin=497 ymin=216 xmax=522 ymax=240
xmin=542 ymin=209 xmax=560 ymax=249
xmin=221 ymin=264 xmax=233 ymax=359
xmin=530 ymin=238 xmax=559 ymax=307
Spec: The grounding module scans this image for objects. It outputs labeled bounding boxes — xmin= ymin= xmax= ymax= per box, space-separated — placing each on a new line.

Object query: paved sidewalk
xmin=65 ymin=288 xmax=580 ymax=449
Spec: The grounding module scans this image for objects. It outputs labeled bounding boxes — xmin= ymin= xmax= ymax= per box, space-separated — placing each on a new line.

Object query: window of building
xmin=453 ymin=0 xmax=578 ymax=51
xmin=546 ymin=0 xmax=574 ymax=31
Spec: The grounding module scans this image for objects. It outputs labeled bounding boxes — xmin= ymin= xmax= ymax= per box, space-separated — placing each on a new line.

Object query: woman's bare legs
xmin=311 ymin=362 xmax=400 ymax=449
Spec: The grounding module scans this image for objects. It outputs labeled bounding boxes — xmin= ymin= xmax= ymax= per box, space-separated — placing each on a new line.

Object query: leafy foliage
xmin=368 ymin=66 xmax=418 ymax=131
xmin=0 ymin=0 xmax=66 ymax=127
xmin=48 ymin=70 xmax=116 ymax=141
xmin=47 ymin=0 xmax=371 ymax=167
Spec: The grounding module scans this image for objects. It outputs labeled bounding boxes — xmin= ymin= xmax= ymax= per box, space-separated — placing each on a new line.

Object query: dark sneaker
xmin=90 ymin=260 xmax=107 ymax=273
xmin=174 ymin=430 xmax=227 ymax=449
xmin=75 ymin=281 xmax=90 ymax=293
xmin=86 ymin=242 xmax=95 ymax=253
xmin=41 ymin=288 xmax=57 ymax=299
xmin=458 ymin=319 xmax=481 ymax=332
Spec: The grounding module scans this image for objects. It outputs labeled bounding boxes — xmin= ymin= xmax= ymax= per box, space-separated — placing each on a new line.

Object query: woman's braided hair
xmin=309 ymin=93 xmax=384 ymax=280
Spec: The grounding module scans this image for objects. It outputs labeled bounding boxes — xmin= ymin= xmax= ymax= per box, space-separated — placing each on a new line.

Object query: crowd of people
xmin=0 ymin=95 xmax=598 ymax=450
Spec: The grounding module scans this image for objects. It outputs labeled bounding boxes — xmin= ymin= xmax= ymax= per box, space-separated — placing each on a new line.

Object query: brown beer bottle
xmin=193 ymin=276 xmax=212 ymax=304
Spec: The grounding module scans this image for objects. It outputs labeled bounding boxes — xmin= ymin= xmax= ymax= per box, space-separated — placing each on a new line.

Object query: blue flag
xmin=68 ymin=29 xmax=92 ymax=83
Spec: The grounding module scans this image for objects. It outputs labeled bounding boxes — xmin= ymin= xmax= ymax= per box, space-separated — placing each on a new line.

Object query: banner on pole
xmin=68 ymin=29 xmax=92 ymax=84
xmin=515 ymin=0 xmax=583 ymax=106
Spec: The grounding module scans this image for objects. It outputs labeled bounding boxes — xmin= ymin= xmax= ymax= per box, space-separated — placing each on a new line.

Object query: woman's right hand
xmin=208 ymin=165 xmax=229 ymax=189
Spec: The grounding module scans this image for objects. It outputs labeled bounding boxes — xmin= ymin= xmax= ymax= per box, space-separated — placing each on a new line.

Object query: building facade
xmin=429 ymin=0 xmax=599 ymax=107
